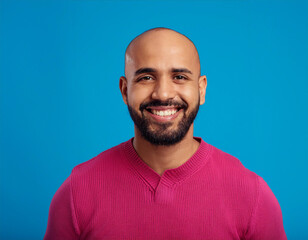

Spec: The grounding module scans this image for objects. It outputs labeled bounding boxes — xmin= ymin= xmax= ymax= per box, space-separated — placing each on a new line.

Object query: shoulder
xmin=67 ymin=140 xmax=134 ymax=191
xmin=65 ymin=140 xmax=132 ymax=231
xmin=202 ymin=142 xmax=287 ymax=237
xmin=70 ymin=140 xmax=128 ymax=179
xmin=204 ymin=142 xmax=261 ymax=211
xmin=208 ymin=143 xmax=259 ymax=185
xmin=244 ymin=171 xmax=287 ymax=238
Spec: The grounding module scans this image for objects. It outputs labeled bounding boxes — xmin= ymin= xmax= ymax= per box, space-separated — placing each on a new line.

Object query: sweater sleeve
xmin=245 ymin=176 xmax=287 ymax=240
xmin=44 ymin=176 xmax=80 ymax=240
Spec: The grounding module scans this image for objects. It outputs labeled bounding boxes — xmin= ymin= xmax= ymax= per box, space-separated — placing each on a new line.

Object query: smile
xmin=152 ymin=109 xmax=178 ymax=116
xmin=144 ymin=106 xmax=182 ymax=122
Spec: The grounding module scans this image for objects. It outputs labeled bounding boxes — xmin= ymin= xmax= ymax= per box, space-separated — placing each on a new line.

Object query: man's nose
xmin=151 ymin=77 xmax=176 ymax=101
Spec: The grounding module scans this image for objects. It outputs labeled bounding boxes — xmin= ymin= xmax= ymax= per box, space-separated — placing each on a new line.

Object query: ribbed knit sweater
xmin=44 ymin=138 xmax=287 ymax=239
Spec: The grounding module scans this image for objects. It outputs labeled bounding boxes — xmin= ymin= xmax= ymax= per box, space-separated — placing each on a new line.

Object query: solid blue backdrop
xmin=1 ymin=0 xmax=307 ymax=239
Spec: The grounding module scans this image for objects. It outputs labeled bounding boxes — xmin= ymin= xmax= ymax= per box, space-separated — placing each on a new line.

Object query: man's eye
xmin=174 ymin=75 xmax=187 ymax=80
xmin=138 ymin=76 xmax=153 ymax=81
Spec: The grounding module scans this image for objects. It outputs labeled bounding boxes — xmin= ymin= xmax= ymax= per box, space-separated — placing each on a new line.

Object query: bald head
xmin=125 ymin=28 xmax=199 ymax=58
xmin=124 ymin=28 xmax=201 ymax=78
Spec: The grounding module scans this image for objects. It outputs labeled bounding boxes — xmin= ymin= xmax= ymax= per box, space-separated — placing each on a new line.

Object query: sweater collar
xmin=122 ymin=137 xmax=212 ymax=191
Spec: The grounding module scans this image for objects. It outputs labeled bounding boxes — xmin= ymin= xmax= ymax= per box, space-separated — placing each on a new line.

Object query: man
xmin=44 ymin=28 xmax=287 ymax=239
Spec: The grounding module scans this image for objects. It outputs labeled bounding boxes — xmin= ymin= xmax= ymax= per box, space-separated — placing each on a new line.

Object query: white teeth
xmin=152 ymin=109 xmax=177 ymax=116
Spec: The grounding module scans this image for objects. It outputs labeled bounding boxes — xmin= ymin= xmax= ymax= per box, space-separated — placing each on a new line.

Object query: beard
xmin=127 ymin=98 xmax=200 ymax=146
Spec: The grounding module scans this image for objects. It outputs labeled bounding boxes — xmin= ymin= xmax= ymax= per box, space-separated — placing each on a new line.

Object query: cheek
xmin=177 ymin=85 xmax=199 ymax=104
xmin=127 ymin=85 xmax=152 ymax=108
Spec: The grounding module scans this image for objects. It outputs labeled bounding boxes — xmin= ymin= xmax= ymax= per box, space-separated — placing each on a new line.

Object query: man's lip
xmin=145 ymin=108 xmax=183 ymax=122
xmin=145 ymin=106 xmax=181 ymax=111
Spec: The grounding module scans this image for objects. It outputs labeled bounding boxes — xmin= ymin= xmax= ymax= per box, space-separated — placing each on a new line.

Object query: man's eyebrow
xmin=134 ymin=68 xmax=157 ymax=76
xmin=171 ymin=68 xmax=193 ymax=74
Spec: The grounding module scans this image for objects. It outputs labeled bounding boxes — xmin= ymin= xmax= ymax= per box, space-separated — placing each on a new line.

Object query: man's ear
xmin=119 ymin=76 xmax=128 ymax=105
xmin=198 ymin=75 xmax=207 ymax=105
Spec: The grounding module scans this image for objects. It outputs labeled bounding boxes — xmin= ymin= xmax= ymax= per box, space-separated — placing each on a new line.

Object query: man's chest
xmin=76 ymin=184 xmax=246 ymax=240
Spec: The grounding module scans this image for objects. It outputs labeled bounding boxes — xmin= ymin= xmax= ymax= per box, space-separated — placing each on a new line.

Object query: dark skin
xmin=120 ymin=29 xmax=207 ymax=176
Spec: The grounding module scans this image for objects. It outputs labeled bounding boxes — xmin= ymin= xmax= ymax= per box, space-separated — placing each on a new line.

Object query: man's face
xmin=120 ymin=30 xmax=206 ymax=146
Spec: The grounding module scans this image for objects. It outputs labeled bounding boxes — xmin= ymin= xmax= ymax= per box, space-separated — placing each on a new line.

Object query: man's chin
xmin=127 ymin=103 xmax=198 ymax=146
xmin=140 ymin=126 xmax=188 ymax=146
xmin=142 ymin=135 xmax=183 ymax=146
xmin=147 ymin=121 xmax=176 ymax=130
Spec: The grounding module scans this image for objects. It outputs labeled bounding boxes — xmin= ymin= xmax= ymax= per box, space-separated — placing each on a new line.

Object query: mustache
xmin=139 ymin=99 xmax=188 ymax=111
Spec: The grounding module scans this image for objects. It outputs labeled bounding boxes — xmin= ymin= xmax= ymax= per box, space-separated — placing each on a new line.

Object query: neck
xmin=133 ymin=126 xmax=200 ymax=176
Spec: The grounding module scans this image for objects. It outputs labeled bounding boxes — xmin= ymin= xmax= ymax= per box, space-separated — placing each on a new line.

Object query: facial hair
xmin=127 ymin=98 xmax=200 ymax=146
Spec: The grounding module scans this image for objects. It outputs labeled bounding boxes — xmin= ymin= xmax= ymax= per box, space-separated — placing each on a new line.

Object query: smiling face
xmin=120 ymin=28 xmax=207 ymax=146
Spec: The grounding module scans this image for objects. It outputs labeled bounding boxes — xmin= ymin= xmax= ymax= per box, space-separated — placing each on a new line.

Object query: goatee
xmin=127 ymin=98 xmax=199 ymax=146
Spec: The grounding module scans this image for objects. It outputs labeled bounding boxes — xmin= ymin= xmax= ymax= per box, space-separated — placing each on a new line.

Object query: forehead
xmin=125 ymin=30 xmax=200 ymax=77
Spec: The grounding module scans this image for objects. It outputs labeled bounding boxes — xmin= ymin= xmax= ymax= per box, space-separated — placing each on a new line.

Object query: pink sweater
xmin=44 ymin=138 xmax=287 ymax=239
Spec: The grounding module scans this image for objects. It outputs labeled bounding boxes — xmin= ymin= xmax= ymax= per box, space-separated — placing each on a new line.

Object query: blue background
xmin=1 ymin=0 xmax=307 ymax=239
